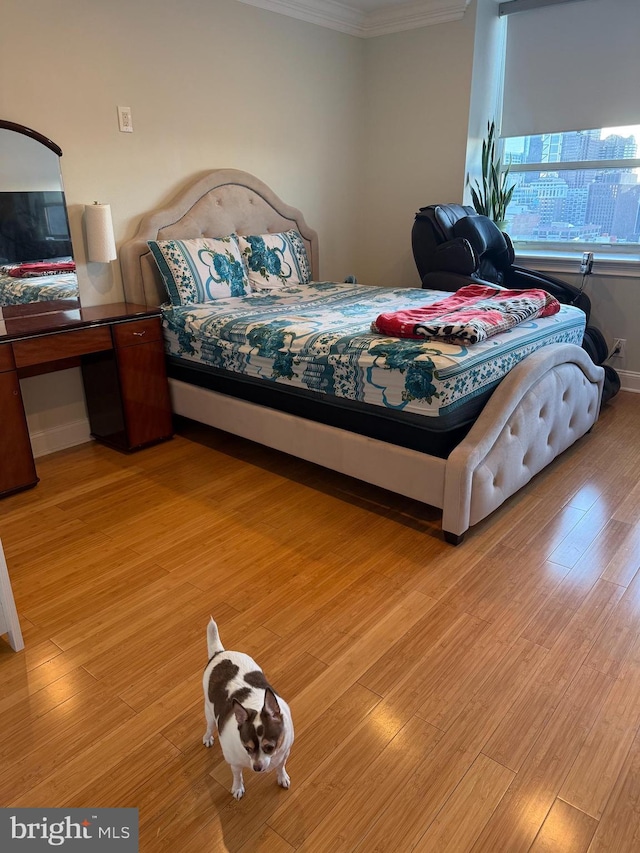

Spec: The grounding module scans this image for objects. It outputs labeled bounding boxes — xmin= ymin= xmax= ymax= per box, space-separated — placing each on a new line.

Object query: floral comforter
xmin=162 ymin=281 xmax=586 ymax=420
xmin=0 ymin=272 xmax=78 ymax=305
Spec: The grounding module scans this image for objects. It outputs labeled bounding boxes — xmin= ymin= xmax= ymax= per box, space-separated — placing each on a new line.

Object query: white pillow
xmin=147 ymin=235 xmax=250 ymax=305
xmin=237 ymin=230 xmax=311 ymax=291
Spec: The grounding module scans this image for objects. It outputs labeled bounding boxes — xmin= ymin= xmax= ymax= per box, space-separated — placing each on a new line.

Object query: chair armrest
xmin=506 ymin=265 xmax=591 ymax=319
xmin=424 ymin=238 xmax=478 ymax=276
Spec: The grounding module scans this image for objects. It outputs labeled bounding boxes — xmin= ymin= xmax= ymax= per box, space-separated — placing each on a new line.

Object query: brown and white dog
xmin=202 ymin=618 xmax=294 ymax=800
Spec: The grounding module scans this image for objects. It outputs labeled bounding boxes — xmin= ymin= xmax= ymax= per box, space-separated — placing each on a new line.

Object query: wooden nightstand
xmin=0 ymin=302 xmax=173 ymax=497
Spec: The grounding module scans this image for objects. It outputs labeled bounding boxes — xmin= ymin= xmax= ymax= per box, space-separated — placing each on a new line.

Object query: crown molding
xmin=235 ymin=0 xmax=365 ymax=36
xmin=365 ymin=0 xmax=472 ymax=36
xmin=235 ymin=0 xmax=472 ymax=38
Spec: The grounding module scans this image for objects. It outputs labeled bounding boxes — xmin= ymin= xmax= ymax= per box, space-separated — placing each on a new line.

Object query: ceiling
xmin=235 ymin=0 xmax=473 ymax=38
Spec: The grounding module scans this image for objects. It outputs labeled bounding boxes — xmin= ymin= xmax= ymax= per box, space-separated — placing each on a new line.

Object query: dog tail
xmin=207 ymin=617 xmax=224 ymax=658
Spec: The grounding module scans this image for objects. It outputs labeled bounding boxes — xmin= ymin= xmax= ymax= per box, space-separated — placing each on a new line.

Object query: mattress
xmin=162 ymin=281 xmax=587 ymax=428
xmin=0 ymin=272 xmax=78 ymax=305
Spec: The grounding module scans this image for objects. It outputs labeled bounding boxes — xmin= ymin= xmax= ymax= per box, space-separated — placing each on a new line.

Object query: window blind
xmin=500 ymin=0 xmax=640 ymax=138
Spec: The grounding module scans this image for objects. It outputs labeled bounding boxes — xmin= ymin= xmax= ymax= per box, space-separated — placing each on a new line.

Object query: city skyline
xmin=503 ymin=126 xmax=640 ymax=244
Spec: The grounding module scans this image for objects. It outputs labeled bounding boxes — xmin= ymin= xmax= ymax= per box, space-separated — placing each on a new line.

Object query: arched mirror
xmin=0 ymin=120 xmax=78 ymax=309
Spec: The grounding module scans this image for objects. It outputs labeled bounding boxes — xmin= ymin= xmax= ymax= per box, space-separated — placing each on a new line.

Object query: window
xmin=43 ymin=201 xmax=71 ymax=240
xmin=497 ymin=0 xmax=640 ymax=255
xmin=503 ymin=126 xmax=640 ymax=250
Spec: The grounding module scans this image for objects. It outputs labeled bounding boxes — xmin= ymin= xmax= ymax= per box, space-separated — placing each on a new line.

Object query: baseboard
xmin=616 ymin=369 xmax=640 ymax=394
xmin=30 ymin=418 xmax=92 ymax=459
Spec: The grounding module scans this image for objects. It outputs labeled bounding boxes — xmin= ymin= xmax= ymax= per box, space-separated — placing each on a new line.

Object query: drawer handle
xmin=133 ymin=330 xmax=147 ymax=337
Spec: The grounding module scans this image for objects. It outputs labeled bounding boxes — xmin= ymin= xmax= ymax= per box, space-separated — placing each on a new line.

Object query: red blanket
xmin=7 ymin=261 xmax=76 ymax=279
xmin=372 ymin=284 xmax=560 ymax=344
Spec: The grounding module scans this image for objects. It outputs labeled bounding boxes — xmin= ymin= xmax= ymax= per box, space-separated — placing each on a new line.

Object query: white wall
xmin=532 ymin=265 xmax=640 ymax=390
xmin=20 ymin=370 xmax=90 ymax=459
xmin=1 ymin=0 xmax=365 ymax=301
xmin=356 ymin=4 xmax=478 ymax=286
xmin=1 ymin=0 xmax=365 ymax=447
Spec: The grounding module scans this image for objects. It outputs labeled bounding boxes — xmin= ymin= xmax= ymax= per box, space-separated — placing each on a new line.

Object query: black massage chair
xmin=411 ymin=204 xmax=619 ymax=402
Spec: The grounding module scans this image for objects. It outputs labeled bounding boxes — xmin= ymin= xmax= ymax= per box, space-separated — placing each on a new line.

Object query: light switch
xmin=117 ymin=106 xmax=133 ymax=133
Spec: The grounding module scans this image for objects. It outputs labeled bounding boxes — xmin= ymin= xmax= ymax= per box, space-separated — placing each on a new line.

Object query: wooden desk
xmin=0 ymin=302 xmax=173 ymax=497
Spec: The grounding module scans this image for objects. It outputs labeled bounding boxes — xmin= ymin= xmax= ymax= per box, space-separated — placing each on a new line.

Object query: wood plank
xmin=8 ymin=673 xmax=204 ymax=807
xmin=470 ymin=666 xmax=613 ymax=853
xmin=289 ymin=589 xmax=439 ymax=733
xmin=484 ymin=579 xmax=624 ymax=772
xmin=519 ymin=518 xmax=631 ymax=651
xmin=2 ymin=393 xmax=640 ymax=851
xmin=587 ymin=727 xmax=640 ymax=852
xmin=71 ymin=736 xmax=181 ymax=808
xmin=612 ymin=479 xmax=640 ymax=524
xmin=599 ymin=521 xmax=640 ymax=587
xmin=357 ymin=600 xmax=465 ymax=697
xmin=236 ymin=827 xmax=295 ymax=853
xmin=267 ymin=685 xmax=412 ymax=847
xmin=412 ymin=753 xmax=514 ymax=852
xmin=0 ymin=666 xmax=98 ymax=730
xmin=346 ymin=639 xmax=546 ymax=853
xmin=547 ymin=496 xmax=625 ymax=568
xmin=585 ymin=567 xmax=640 ymax=677
xmin=559 ymin=635 xmax=640 ymax=818
xmin=0 ymin=681 xmax=136 ymax=803
xmin=528 ymin=799 xmax=597 ymax=853
xmin=296 ymin=716 xmax=443 ymax=853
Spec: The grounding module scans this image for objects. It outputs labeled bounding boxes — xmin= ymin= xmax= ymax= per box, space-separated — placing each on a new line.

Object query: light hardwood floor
xmin=1 ymin=391 xmax=640 ymax=852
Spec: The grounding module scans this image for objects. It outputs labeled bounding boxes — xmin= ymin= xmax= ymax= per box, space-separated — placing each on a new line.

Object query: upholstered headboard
xmin=119 ymin=169 xmax=319 ymax=307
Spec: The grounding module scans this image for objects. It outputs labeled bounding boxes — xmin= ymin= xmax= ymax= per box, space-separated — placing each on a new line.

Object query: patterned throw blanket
xmin=371 ymin=284 xmax=560 ymax=344
xmin=5 ymin=261 xmax=76 ymax=279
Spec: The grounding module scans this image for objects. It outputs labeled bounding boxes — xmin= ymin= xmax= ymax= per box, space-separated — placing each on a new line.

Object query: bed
xmin=120 ymin=169 xmax=604 ymax=543
xmin=0 ymin=268 xmax=78 ymax=306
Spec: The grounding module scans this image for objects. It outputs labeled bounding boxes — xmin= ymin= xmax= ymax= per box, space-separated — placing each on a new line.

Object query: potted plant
xmin=467 ymin=120 xmax=515 ymax=230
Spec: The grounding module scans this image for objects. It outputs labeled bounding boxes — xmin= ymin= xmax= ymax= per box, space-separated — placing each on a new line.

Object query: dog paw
xmin=232 ymin=785 xmax=245 ymax=800
xmin=278 ymin=769 xmax=291 ymax=789
xmin=203 ymin=733 xmax=215 ymax=748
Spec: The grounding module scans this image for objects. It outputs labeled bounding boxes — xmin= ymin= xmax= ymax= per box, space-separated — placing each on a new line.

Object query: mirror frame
xmin=0 ymin=119 xmax=78 ymax=311
xmin=0 ymin=119 xmax=63 ymax=157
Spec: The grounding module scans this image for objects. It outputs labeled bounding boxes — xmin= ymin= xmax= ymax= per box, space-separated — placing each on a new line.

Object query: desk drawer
xmin=12 ymin=326 xmax=113 ymax=369
xmin=113 ymin=317 xmax=162 ymax=348
xmin=0 ymin=343 xmax=15 ymax=373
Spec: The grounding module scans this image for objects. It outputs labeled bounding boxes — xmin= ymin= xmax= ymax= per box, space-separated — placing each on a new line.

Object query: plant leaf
xmin=469 ymin=186 xmax=481 ymax=213
xmin=469 ymin=120 xmax=516 ymax=224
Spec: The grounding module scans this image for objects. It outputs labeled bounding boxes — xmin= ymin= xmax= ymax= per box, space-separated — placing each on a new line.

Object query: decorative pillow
xmin=237 ymin=230 xmax=311 ymax=290
xmin=147 ymin=236 xmax=250 ymax=305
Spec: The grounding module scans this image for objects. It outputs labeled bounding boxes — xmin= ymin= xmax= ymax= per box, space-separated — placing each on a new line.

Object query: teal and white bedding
xmin=0 ymin=272 xmax=78 ymax=305
xmin=162 ymin=281 xmax=586 ymax=422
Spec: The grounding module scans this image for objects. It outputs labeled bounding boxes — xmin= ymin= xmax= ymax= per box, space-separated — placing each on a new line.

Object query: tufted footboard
xmin=442 ymin=343 xmax=604 ymax=541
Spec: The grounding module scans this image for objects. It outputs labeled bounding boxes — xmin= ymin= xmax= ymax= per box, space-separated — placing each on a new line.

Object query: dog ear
xmin=262 ymin=688 xmax=282 ymax=721
xmin=233 ymin=699 xmax=249 ymax=726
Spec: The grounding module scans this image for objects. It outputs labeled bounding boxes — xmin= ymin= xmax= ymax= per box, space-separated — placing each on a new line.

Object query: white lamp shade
xmin=85 ymin=202 xmax=116 ymax=263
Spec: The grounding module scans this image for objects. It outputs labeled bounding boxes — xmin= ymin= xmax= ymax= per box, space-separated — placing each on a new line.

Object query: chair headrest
xmin=430 ymin=204 xmax=476 ymax=240
xmin=452 ymin=214 xmax=515 ymax=271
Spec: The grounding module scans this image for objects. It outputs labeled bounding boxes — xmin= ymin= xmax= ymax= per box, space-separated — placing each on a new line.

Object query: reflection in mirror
xmin=0 ymin=120 xmax=78 ymax=309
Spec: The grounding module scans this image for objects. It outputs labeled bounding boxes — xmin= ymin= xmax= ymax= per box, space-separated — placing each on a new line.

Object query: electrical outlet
xmin=612 ymin=338 xmax=626 ymax=358
xmin=117 ymin=106 xmax=133 ymax=133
